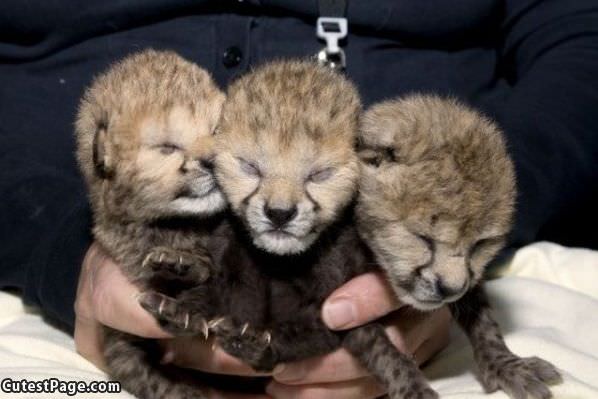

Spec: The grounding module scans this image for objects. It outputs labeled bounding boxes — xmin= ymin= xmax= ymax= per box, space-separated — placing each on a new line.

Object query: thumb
xmin=321 ymin=272 xmax=402 ymax=330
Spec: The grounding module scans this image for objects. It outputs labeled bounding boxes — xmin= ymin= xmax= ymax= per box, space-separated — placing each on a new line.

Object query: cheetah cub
xmin=144 ymin=61 xmax=437 ymax=398
xmin=357 ymin=95 xmax=562 ymax=399
xmin=76 ymin=49 xmax=225 ymax=399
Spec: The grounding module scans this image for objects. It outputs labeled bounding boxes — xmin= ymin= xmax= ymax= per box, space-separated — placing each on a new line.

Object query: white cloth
xmin=0 ymin=242 xmax=597 ymax=398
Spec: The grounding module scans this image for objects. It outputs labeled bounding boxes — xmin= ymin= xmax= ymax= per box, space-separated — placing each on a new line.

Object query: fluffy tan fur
xmin=215 ymin=60 xmax=362 ymax=254
xmin=149 ymin=60 xmax=439 ymax=399
xmin=75 ymin=49 xmax=226 ymax=399
xmin=356 ymin=95 xmax=561 ymax=399
xmin=76 ymin=49 xmax=226 ymax=224
xmin=357 ymin=95 xmax=516 ymax=309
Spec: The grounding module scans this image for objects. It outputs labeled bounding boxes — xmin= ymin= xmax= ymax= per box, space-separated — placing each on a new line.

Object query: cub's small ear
xmin=93 ymin=118 xmax=115 ymax=179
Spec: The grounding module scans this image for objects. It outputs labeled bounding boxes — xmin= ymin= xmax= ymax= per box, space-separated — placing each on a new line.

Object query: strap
xmin=316 ymin=0 xmax=349 ymax=70
xmin=318 ymin=0 xmax=348 ymax=18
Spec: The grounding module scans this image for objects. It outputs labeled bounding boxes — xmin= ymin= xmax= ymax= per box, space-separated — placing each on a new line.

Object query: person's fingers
xmin=266 ymin=377 xmax=384 ymax=399
xmin=73 ymin=314 xmax=107 ymax=371
xmin=74 ymin=243 xmax=111 ymax=368
xmin=273 ymin=306 xmax=452 ymax=385
xmin=411 ymin=317 xmax=451 ymax=366
xmin=161 ymin=337 xmax=271 ymax=377
xmin=74 ymin=244 xmax=270 ymax=390
xmin=74 ymin=243 xmax=172 ymax=370
xmin=273 ymin=348 xmax=368 ymax=385
xmin=82 ymin=243 xmax=172 ymax=338
xmin=321 ymin=272 xmax=401 ymax=330
xmin=205 ymin=388 xmax=271 ymax=399
xmin=384 ymin=306 xmax=452 ymax=365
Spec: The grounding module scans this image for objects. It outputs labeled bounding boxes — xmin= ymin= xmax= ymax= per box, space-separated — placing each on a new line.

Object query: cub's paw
xmin=138 ymin=291 xmax=210 ymax=337
xmin=391 ymin=381 xmax=438 ymax=399
xmin=211 ymin=318 xmax=275 ymax=372
xmin=140 ymin=247 xmax=211 ymax=284
xmin=479 ymin=355 xmax=562 ymax=399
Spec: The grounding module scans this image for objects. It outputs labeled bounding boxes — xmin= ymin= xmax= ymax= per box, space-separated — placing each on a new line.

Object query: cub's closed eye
xmin=238 ymin=158 xmax=261 ymax=177
xmin=358 ymin=149 xmax=382 ymax=167
xmin=307 ymin=167 xmax=334 ymax=183
xmin=156 ymin=143 xmax=182 ymax=155
xmin=358 ymin=147 xmax=397 ymax=167
xmin=364 ymin=156 xmax=382 ymax=167
xmin=470 ymin=236 xmax=504 ymax=254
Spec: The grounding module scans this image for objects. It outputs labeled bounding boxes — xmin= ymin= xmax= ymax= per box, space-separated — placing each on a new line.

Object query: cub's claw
xmin=158 ymin=297 xmax=166 ymax=316
xmin=138 ymin=291 xmax=210 ymax=337
xmin=262 ymin=331 xmax=272 ymax=345
xmin=199 ymin=318 xmax=209 ymax=340
xmin=208 ymin=317 xmax=229 ymax=330
xmin=241 ymin=322 xmax=250 ymax=336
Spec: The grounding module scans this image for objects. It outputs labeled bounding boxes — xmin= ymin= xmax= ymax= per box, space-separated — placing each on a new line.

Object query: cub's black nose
xmin=265 ymin=205 xmax=298 ymax=227
xmin=199 ymin=157 xmax=215 ymax=171
xmin=433 ymin=279 xmax=466 ymax=299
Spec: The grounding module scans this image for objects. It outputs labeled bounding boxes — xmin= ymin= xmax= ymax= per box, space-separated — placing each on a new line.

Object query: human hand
xmin=266 ymin=272 xmax=452 ymax=399
xmin=74 ymin=241 xmax=271 ymax=399
xmin=75 ymin=245 xmax=450 ymax=399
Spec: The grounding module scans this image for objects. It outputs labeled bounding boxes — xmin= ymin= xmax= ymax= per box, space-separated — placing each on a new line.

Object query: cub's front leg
xmin=450 ymin=285 xmax=562 ymax=399
xmin=138 ymin=286 xmax=218 ymax=337
xmin=135 ymin=245 xmax=214 ymax=334
xmin=138 ymin=292 xmax=273 ymax=365
xmin=213 ymin=309 xmax=343 ymax=372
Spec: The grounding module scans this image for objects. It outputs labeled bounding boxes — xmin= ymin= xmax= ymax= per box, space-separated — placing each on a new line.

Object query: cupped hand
xmin=74 ymin=244 xmax=451 ymax=399
xmin=74 ymin=241 xmax=270 ymax=399
xmin=266 ymin=272 xmax=452 ymax=399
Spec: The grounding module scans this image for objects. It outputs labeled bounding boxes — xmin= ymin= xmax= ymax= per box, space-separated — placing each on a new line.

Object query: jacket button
xmin=222 ymin=46 xmax=243 ymax=68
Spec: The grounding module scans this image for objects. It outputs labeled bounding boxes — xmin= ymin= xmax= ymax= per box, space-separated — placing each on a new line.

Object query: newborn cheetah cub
xmin=144 ymin=61 xmax=440 ymax=398
xmin=76 ymin=49 xmax=225 ymax=399
xmin=357 ymin=95 xmax=562 ymax=399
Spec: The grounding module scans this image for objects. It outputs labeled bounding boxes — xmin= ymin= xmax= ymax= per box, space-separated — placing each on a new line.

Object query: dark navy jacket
xmin=1 ymin=0 xmax=597 ymax=328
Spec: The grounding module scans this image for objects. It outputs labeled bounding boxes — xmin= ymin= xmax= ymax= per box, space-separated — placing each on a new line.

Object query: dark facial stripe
xmin=304 ymin=187 xmax=321 ymax=212
xmin=241 ymin=182 xmax=261 ymax=208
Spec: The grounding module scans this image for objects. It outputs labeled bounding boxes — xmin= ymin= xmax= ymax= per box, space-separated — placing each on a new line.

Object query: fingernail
xmin=272 ymin=364 xmax=286 ymax=374
xmin=160 ymin=348 xmax=175 ymax=364
xmin=273 ymin=363 xmax=305 ymax=382
xmin=323 ymin=298 xmax=356 ymax=329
